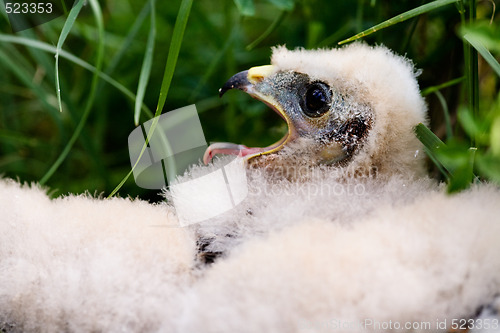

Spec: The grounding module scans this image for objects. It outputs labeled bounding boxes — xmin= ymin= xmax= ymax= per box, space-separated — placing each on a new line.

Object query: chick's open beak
xmin=204 ymin=65 xmax=296 ymax=165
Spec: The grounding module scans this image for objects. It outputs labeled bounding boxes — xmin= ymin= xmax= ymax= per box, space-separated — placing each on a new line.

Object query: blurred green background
xmin=0 ymin=0 xmax=498 ymax=201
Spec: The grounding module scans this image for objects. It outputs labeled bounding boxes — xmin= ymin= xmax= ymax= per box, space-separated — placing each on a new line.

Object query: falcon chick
xmin=2 ymin=44 xmax=500 ymax=333
xmin=204 ymin=43 xmax=427 ymax=180
xmin=196 ymin=43 xmax=428 ymax=263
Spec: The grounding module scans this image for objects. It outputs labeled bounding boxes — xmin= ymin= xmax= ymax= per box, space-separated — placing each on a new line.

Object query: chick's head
xmin=204 ymin=44 xmax=428 ymax=180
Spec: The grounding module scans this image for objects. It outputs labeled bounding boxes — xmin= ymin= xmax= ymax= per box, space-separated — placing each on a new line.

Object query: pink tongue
xmin=203 ymin=143 xmax=264 ymax=164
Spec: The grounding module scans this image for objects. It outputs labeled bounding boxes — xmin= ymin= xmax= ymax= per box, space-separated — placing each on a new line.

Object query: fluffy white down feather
xmin=1 ymin=43 xmax=500 ymax=332
xmin=2 ymin=176 xmax=500 ymax=332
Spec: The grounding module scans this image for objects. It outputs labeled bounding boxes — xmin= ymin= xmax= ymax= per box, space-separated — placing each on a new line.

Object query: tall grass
xmin=40 ymin=0 xmax=104 ymax=185
xmin=0 ymin=0 xmax=498 ymax=199
xmin=108 ymin=0 xmax=193 ymax=198
xmin=335 ymin=0 xmax=499 ymax=191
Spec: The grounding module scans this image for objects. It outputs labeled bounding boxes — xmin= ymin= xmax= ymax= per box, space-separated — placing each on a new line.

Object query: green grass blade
xmin=0 ymin=130 xmax=40 ymax=147
xmin=0 ymin=0 xmax=7 ymax=19
xmin=134 ymin=0 xmax=156 ymax=125
xmin=355 ymin=0 xmax=364 ymax=33
xmin=54 ymin=0 xmax=85 ymax=113
xmin=0 ymin=48 xmax=64 ymax=133
xmin=108 ymin=0 xmax=193 ymax=197
xmin=446 ymin=147 xmax=476 ymax=193
xmin=414 ymin=123 xmax=450 ymax=178
xmin=477 ymin=153 xmax=500 ymax=184
xmin=0 ymin=34 xmax=153 ymax=118
xmin=415 ymin=123 xmax=446 ymax=153
xmin=460 ymin=24 xmax=500 ymax=53
xmin=1 ymin=40 xmax=106 ymax=185
xmin=416 ymin=125 xmax=477 ymax=193
xmin=434 ymin=90 xmax=453 ymax=140
xmin=338 ymin=0 xmax=458 ymax=45
xmin=317 ymin=21 xmax=353 ymax=47
xmin=491 ymin=116 xmax=500 ymax=157
xmin=401 ymin=11 xmax=420 ymax=53
xmin=267 ymin=0 xmax=294 ymax=11
xmin=19 ymin=29 xmax=57 ymax=83
xmin=105 ymin=2 xmax=151 ymax=76
xmin=190 ymin=26 xmax=239 ymax=101
xmin=155 ymin=0 xmax=193 ymax=117
xmin=463 ymin=33 xmax=500 ymax=77
xmin=421 ymin=76 xmax=465 ymax=96
xmin=461 ymin=0 xmax=478 ymax=147
xmin=60 ymin=0 xmax=68 ymax=14
xmin=246 ymin=10 xmax=287 ymax=50
xmin=108 ymin=169 xmax=134 ymax=198
xmin=233 ymin=0 xmax=255 ymax=16
xmin=41 ymin=0 xmax=105 ymax=185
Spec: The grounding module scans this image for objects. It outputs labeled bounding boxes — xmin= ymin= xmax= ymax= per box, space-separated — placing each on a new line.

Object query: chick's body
xmin=2 ymin=43 xmax=500 ymax=333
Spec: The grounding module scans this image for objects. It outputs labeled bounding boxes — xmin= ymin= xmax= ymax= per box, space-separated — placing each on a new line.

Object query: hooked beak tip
xmin=219 ymin=70 xmax=250 ymax=98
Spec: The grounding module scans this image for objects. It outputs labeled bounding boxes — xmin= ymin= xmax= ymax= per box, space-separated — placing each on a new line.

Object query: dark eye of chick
xmin=301 ymin=82 xmax=332 ymax=118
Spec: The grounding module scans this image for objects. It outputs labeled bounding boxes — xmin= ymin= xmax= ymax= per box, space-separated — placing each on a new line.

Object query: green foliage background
xmin=0 ymin=0 xmax=498 ymax=201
